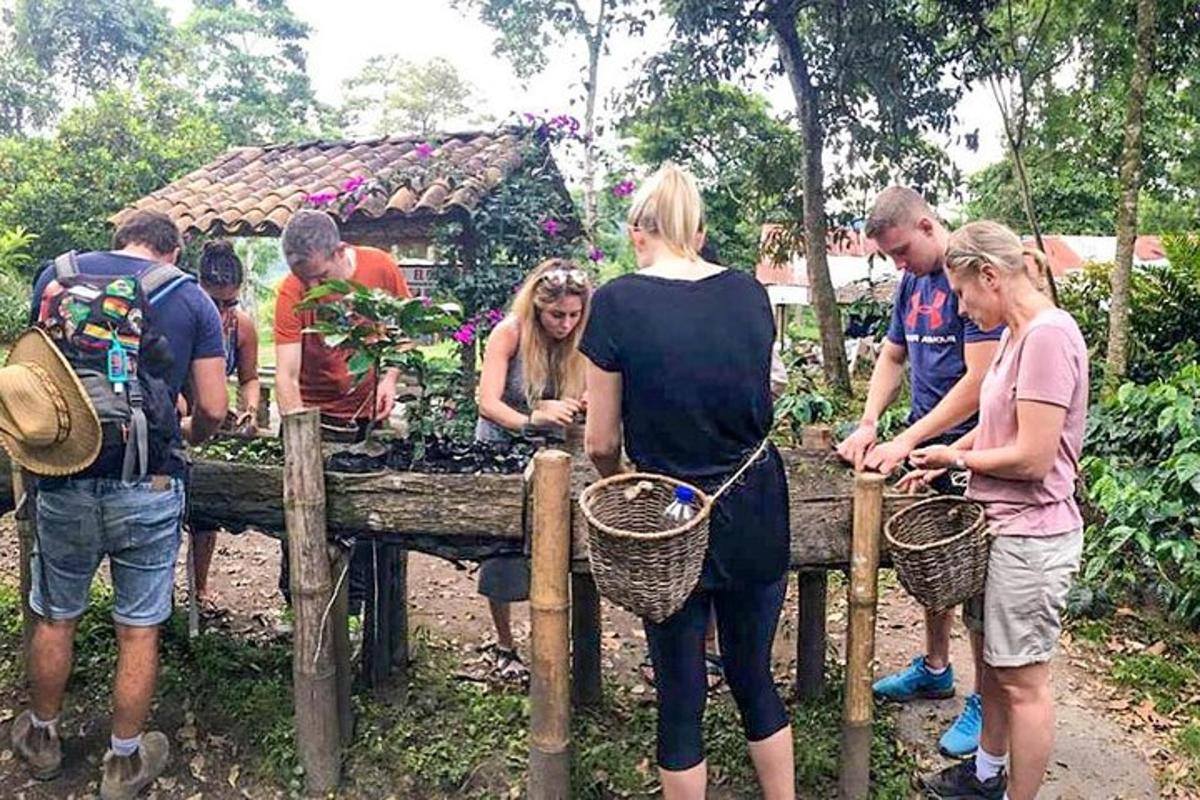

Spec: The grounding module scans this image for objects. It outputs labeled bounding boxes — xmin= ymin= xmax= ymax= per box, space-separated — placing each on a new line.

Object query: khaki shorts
xmin=967 ymin=529 xmax=1084 ymax=668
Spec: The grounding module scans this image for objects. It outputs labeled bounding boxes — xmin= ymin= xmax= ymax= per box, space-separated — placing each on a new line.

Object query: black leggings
xmin=645 ymin=576 xmax=789 ymax=771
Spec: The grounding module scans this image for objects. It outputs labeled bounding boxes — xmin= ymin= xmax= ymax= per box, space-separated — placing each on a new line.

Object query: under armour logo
xmin=906 ymin=290 xmax=947 ymax=329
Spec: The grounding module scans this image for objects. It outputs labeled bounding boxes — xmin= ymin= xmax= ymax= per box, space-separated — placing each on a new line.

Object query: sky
xmin=167 ymin=0 xmax=1006 ymax=202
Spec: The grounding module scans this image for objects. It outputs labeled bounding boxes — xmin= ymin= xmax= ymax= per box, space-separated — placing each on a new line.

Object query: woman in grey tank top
xmin=473 ymin=258 xmax=592 ymax=680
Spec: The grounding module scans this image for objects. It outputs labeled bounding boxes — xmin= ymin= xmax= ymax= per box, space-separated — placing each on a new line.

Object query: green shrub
xmin=0 ymin=227 xmax=36 ymax=343
xmin=1059 ymin=235 xmax=1200 ymax=385
xmin=1081 ymin=364 xmax=1200 ymax=624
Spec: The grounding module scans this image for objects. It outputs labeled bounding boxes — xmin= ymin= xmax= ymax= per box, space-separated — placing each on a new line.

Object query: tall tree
xmin=453 ymin=0 xmax=650 ymax=240
xmin=1106 ymin=0 xmax=1157 ymax=388
xmin=655 ymin=0 xmax=987 ymax=394
xmin=178 ymin=0 xmax=328 ymax=143
xmin=341 ymin=56 xmax=479 ymax=137
xmin=8 ymin=0 xmax=172 ymax=96
xmin=623 ymin=80 xmax=805 ymax=270
xmin=0 ymin=75 xmax=225 ymax=265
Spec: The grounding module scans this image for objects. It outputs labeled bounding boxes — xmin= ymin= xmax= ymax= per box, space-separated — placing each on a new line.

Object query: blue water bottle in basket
xmin=662 ymin=485 xmax=698 ymax=525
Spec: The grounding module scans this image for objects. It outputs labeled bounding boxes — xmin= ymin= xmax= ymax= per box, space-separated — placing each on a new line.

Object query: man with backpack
xmin=12 ymin=211 xmax=227 ymax=799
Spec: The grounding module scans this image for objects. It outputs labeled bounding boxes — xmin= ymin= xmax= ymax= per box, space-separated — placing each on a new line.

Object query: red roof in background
xmin=1022 ymin=237 xmax=1082 ymax=277
xmin=1135 ymin=235 xmax=1166 ymax=261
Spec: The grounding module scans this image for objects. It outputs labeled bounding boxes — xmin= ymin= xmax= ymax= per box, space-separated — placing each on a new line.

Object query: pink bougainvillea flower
xmin=452 ymin=323 xmax=476 ymax=345
xmin=523 ymin=112 xmax=538 ymax=124
xmin=414 ymin=142 xmax=434 ymax=159
xmin=486 ymin=308 xmax=505 ymax=324
xmin=542 ymin=218 xmax=560 ymax=237
xmin=343 ymin=176 xmax=366 ymax=192
xmin=588 ymin=246 xmax=605 ymax=263
xmin=611 ymin=180 xmax=636 ymax=198
xmin=305 ymin=191 xmax=338 ymax=206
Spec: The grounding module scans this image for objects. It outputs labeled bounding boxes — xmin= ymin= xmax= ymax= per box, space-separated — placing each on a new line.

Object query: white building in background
xmin=756 ymin=222 xmax=1174 ymax=309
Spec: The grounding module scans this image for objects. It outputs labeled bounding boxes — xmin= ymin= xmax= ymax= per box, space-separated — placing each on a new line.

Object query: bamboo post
xmin=283 ymin=409 xmax=341 ymax=794
xmin=795 ymin=570 xmax=828 ymax=700
xmin=570 ymin=572 xmax=602 ymax=708
xmin=528 ymin=450 xmax=572 ymax=799
xmin=839 ymin=473 xmax=884 ymax=800
xmin=388 ymin=546 xmax=409 ymax=692
xmin=13 ymin=467 xmax=35 ymax=684
xmin=327 ymin=543 xmax=353 ymax=747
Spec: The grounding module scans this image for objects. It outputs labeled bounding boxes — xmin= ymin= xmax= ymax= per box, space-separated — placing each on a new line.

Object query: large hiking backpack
xmin=36 ymin=251 xmax=195 ymax=481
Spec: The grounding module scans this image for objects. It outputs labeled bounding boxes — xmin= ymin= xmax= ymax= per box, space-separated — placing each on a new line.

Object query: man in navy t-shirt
xmin=15 ymin=212 xmax=227 ymax=796
xmin=836 ymin=187 xmax=1001 ymax=762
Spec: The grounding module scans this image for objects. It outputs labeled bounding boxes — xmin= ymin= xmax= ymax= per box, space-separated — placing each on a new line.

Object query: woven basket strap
xmin=710 ymin=437 xmax=771 ymax=503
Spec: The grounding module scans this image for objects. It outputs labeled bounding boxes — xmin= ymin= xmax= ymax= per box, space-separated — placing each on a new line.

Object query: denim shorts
xmin=30 ymin=476 xmax=186 ymax=627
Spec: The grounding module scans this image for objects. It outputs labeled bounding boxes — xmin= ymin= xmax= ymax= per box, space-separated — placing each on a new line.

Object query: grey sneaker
xmin=10 ymin=710 xmax=63 ymax=780
xmin=920 ymin=757 xmax=1006 ymax=799
xmin=99 ymin=731 xmax=170 ymax=800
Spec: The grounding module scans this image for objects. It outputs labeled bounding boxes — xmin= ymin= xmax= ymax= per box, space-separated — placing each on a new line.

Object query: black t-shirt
xmin=579 ymin=270 xmax=790 ymax=588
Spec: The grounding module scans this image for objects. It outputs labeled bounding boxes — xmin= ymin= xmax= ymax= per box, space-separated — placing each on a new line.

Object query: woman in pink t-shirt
xmin=903 ymin=220 xmax=1089 ymax=800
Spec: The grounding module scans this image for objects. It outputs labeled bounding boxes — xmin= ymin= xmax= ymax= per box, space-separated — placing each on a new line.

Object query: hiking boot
xmin=99 ymin=731 xmax=170 ymax=800
xmin=920 ymin=758 xmax=1006 ymax=799
xmin=939 ymin=692 xmax=983 ymax=757
xmin=873 ymin=656 xmax=955 ymax=702
xmin=10 ymin=710 xmax=62 ymax=780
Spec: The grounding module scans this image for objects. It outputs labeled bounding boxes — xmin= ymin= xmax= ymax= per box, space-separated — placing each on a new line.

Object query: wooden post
xmin=13 ymin=468 xmax=35 ymax=683
xmin=795 ymin=570 xmax=828 ymax=700
xmin=571 ymin=572 xmax=602 ymax=708
xmin=528 ymin=450 xmax=572 ymax=800
xmin=327 ymin=543 xmax=353 ymax=747
xmin=283 ymin=409 xmax=341 ymax=794
xmin=839 ymin=473 xmax=884 ymax=800
xmin=388 ymin=546 xmax=409 ymax=691
xmin=362 ymin=539 xmax=395 ymax=689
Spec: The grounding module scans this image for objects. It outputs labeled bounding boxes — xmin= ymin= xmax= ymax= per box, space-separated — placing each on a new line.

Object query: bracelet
xmin=953 ymin=454 xmax=967 ymax=470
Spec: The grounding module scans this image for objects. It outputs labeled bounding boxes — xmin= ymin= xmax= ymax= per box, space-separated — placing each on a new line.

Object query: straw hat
xmin=0 ymin=328 xmax=101 ymax=476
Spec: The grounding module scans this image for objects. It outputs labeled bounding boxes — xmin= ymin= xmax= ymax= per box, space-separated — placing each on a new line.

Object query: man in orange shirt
xmin=274 ymin=210 xmax=412 ymax=614
xmin=275 ymin=209 xmax=412 ymax=432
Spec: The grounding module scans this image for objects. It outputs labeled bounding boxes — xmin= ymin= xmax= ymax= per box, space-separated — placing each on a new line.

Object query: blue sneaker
xmin=939 ymin=692 xmax=982 ymax=758
xmin=872 ymin=656 xmax=956 ymax=702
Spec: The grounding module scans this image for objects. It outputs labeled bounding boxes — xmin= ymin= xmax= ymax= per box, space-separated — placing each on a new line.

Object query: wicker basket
xmin=884 ymin=496 xmax=989 ymax=613
xmin=579 ymin=472 xmax=712 ymax=624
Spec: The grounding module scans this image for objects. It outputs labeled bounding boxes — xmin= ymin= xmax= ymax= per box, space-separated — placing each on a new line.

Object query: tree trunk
xmin=1106 ymin=0 xmax=1156 ymax=390
xmin=582 ymin=19 xmax=603 ymax=240
xmin=770 ymin=15 xmax=851 ymax=394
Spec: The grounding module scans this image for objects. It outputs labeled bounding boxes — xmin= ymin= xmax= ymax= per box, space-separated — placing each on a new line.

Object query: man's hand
xmin=836 ymin=422 xmax=878 ymax=471
xmin=864 ymin=434 xmax=916 ymax=475
xmin=374 ymin=380 xmax=397 ymax=420
xmin=910 ymin=444 xmax=958 ymax=470
xmin=895 ymin=468 xmax=946 ymax=494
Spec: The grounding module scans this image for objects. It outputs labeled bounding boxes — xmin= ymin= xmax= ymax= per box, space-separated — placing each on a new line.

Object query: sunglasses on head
xmin=540 ymin=268 xmax=588 ymax=288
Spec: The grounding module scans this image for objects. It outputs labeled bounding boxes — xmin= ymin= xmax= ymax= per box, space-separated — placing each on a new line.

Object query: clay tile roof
xmin=111 ymin=129 xmax=562 ymax=238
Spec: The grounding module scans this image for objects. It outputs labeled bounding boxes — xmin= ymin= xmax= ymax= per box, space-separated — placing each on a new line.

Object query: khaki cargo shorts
xmin=961 ymin=528 xmax=1083 ymax=668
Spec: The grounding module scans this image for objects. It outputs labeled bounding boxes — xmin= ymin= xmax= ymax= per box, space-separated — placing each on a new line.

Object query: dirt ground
xmin=0 ymin=520 xmax=1163 ymax=798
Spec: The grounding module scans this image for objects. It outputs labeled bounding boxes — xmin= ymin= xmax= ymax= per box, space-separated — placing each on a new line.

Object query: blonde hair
xmin=510 ymin=258 xmax=592 ymax=408
xmin=865 ymin=186 xmax=940 ymax=239
xmin=627 ymin=162 xmax=706 ymax=259
xmin=945 ymin=221 xmax=1059 ymax=305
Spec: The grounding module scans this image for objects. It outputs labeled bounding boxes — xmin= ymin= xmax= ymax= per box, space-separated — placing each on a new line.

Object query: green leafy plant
xmin=1080 ymin=364 xmax=1200 ymax=624
xmin=299 ymin=279 xmax=460 ymax=441
xmin=0 ymin=226 xmax=36 ymax=343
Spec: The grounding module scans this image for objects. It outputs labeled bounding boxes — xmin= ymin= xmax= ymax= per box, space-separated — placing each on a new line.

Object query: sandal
xmin=638 ymin=653 xmax=724 ymax=692
xmin=481 ymin=643 xmax=530 ymax=684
